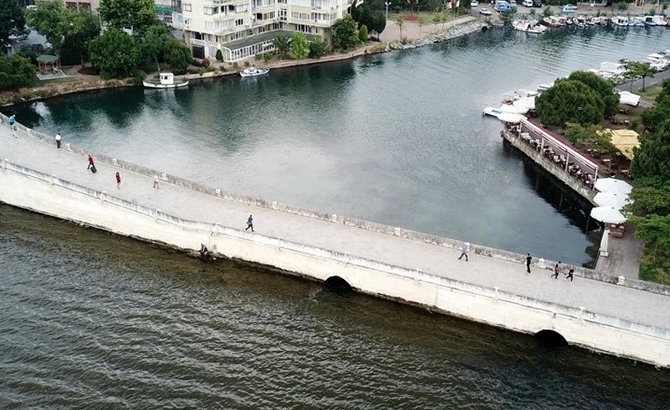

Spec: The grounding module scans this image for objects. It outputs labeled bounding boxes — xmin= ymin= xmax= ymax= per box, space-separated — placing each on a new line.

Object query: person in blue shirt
xmin=8 ymin=115 xmax=15 ymax=126
xmin=245 ymin=215 xmax=254 ymax=232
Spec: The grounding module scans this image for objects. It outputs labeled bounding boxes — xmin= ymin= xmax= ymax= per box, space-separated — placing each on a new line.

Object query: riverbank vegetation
xmin=625 ymin=79 xmax=670 ymax=284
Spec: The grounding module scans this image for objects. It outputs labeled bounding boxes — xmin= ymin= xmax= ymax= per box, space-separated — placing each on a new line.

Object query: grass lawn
xmin=635 ymin=82 xmax=663 ymax=105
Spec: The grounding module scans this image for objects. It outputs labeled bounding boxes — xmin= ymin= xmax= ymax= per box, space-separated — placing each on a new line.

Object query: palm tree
xmin=273 ymin=34 xmax=291 ymax=60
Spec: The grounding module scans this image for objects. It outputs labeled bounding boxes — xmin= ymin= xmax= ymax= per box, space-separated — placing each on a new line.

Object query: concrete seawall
xmin=2 ymin=119 xmax=670 ymax=367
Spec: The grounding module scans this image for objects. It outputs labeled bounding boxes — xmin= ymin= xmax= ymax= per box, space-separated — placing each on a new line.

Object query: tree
xmin=88 ymin=28 xmax=140 ymax=78
xmin=99 ymin=0 xmax=157 ymax=34
xmin=273 ymin=33 xmax=291 ymax=59
xmin=0 ymin=0 xmax=25 ymax=46
xmin=417 ymin=15 xmax=428 ymax=34
xmin=370 ymin=11 xmax=387 ymax=36
xmin=535 ymin=79 xmax=605 ymax=126
xmin=567 ymin=71 xmax=619 ymax=119
xmin=140 ymin=23 xmax=172 ymax=71
xmin=163 ymin=37 xmax=191 ymax=73
xmin=332 ymin=15 xmax=360 ymax=50
xmin=0 ymin=53 xmax=36 ymax=90
xmin=26 ymin=4 xmax=100 ymax=65
xmin=359 ymin=24 xmax=369 ymax=42
xmin=26 ymin=1 xmax=66 ymax=56
xmin=291 ymin=32 xmax=309 ymax=60
xmin=625 ymin=60 xmax=656 ymax=91
xmin=631 ymin=124 xmax=670 ymax=181
xmin=215 ymin=49 xmax=223 ymax=62
xmin=308 ymin=38 xmax=327 ymax=59
xmin=395 ymin=14 xmax=405 ymax=40
xmin=543 ymin=6 xmax=553 ymax=17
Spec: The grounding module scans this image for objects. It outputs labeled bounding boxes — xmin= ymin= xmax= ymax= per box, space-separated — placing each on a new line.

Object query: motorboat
xmin=527 ymin=23 xmax=547 ymax=34
xmin=644 ymin=15 xmax=667 ymax=26
xmin=239 ymin=66 xmax=270 ymax=77
xmin=611 ymin=16 xmax=629 ymax=27
xmin=483 ymin=107 xmax=504 ymax=118
xmin=542 ymin=16 xmax=567 ymax=27
xmin=142 ymin=72 xmax=189 ymax=89
xmin=629 ymin=17 xmax=645 ymax=27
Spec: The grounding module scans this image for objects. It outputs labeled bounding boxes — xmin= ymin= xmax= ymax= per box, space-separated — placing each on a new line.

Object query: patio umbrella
xmin=594 ymin=178 xmax=633 ymax=194
xmin=498 ymin=113 xmax=525 ymax=123
xmin=593 ymin=192 xmax=630 ymax=210
xmin=590 ymin=206 xmax=627 ymax=224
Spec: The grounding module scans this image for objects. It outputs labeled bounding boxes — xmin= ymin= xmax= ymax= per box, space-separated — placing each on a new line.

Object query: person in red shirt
xmin=115 ymin=172 xmax=121 ymax=188
xmin=87 ymin=154 xmax=95 ymax=169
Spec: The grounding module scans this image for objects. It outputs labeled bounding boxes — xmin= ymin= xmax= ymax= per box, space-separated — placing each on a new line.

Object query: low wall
xmin=1 ymin=159 xmax=669 ymax=367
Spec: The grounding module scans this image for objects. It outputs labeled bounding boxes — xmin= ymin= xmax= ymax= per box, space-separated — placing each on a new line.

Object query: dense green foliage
xmin=99 ymin=0 xmax=157 ymax=35
xmin=332 ymin=15 xmax=360 ymax=50
xmin=567 ymin=71 xmax=619 ymax=119
xmin=88 ymin=28 xmax=139 ymax=78
xmin=140 ymin=23 xmax=172 ymax=71
xmin=291 ymin=32 xmax=309 ymax=60
xmin=624 ymin=61 xmax=656 ymax=91
xmin=350 ymin=5 xmax=386 ymax=35
xmin=535 ymin=79 xmax=605 ymax=126
xmin=163 ymin=37 xmax=191 ymax=73
xmin=215 ymin=49 xmax=223 ymax=62
xmin=308 ymin=38 xmax=327 ymax=59
xmin=626 ymin=79 xmax=670 ymax=284
xmin=26 ymin=2 xmax=101 ymax=65
xmin=0 ymin=0 xmax=25 ymax=46
xmin=273 ymin=34 xmax=290 ymax=59
xmin=359 ymin=25 xmax=369 ymax=42
xmin=0 ymin=53 xmax=36 ymax=90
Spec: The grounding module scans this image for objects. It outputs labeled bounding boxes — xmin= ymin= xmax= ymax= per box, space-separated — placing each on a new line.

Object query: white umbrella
xmin=498 ymin=113 xmax=525 ymax=123
xmin=593 ymin=192 xmax=630 ymax=210
xmin=594 ymin=178 xmax=633 ymax=194
xmin=590 ymin=206 xmax=627 ymax=224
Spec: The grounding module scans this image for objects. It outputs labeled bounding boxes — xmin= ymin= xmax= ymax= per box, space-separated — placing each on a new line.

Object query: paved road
xmin=1 ymin=119 xmax=669 ymax=331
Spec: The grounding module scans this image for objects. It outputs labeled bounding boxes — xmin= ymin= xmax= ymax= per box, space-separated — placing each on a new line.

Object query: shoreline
xmin=1 ymin=16 xmax=483 ymax=108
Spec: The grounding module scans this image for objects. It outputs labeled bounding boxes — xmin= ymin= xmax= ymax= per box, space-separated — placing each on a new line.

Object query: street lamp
xmin=385 ymin=1 xmax=391 ymax=21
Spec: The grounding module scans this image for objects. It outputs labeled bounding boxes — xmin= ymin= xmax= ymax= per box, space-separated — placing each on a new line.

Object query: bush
xmin=244 ymin=61 xmax=250 ymax=67
xmin=215 ymin=49 xmax=223 ymax=62
xmin=618 ymin=1 xmax=627 ymax=10
xmin=263 ymin=53 xmax=271 ymax=62
xmin=192 ymin=59 xmax=202 ymax=67
xmin=359 ymin=25 xmax=369 ymax=42
xmin=255 ymin=53 xmax=263 ymax=61
xmin=201 ymin=58 xmax=211 ymax=68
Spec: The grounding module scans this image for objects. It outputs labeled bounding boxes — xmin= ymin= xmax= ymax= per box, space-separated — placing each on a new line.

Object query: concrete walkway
xmin=1 ymin=121 xmax=669 ymax=331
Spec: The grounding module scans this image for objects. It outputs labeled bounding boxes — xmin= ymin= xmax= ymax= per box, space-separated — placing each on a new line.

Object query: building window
xmin=206 ymin=21 xmax=214 ymax=30
xmin=290 ymin=0 xmax=310 ymax=6
xmin=183 ymin=2 xmax=192 ymax=12
xmin=235 ymin=18 xmax=245 ymax=26
xmin=184 ymin=18 xmax=190 ymax=25
xmin=204 ymin=6 xmax=214 ymax=15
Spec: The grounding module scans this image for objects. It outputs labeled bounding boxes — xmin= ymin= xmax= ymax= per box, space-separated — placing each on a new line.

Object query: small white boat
xmin=483 ymin=107 xmax=504 ymax=118
xmin=611 ymin=16 xmax=629 ymax=27
xmin=644 ymin=15 xmax=667 ymax=26
xmin=143 ymin=72 xmax=189 ymax=89
xmin=239 ymin=67 xmax=270 ymax=77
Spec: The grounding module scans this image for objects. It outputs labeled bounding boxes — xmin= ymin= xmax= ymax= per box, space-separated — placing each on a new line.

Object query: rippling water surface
xmin=4 ymin=27 xmax=670 ymax=408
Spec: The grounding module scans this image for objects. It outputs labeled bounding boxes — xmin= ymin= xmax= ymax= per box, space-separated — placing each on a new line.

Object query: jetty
xmin=1 ymin=115 xmax=669 ymax=367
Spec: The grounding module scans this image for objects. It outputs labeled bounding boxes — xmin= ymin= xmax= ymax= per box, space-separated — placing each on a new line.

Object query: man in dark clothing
xmin=552 ymin=261 xmax=561 ymax=279
xmin=245 ymin=215 xmax=254 ymax=232
xmin=566 ymin=267 xmax=575 ymax=282
xmin=526 ymin=253 xmax=532 ymax=273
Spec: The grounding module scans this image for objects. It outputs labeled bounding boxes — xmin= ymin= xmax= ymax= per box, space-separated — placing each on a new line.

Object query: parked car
xmin=533 ymin=0 xmax=543 ymax=7
xmin=522 ymin=0 xmax=533 ymax=6
xmin=562 ymin=4 xmax=578 ymax=13
xmin=495 ymin=0 xmax=512 ymax=12
xmin=471 ymin=0 xmax=479 ymax=6
xmin=479 ymin=7 xmax=492 ymax=15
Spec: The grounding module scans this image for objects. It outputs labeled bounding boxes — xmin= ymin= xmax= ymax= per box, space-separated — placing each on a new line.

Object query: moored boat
xmin=239 ymin=66 xmax=270 ymax=77
xmin=143 ymin=72 xmax=189 ymax=89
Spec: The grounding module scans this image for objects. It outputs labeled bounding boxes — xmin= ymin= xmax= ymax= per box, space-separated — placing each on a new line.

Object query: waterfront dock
xmin=1 ymin=119 xmax=669 ymax=367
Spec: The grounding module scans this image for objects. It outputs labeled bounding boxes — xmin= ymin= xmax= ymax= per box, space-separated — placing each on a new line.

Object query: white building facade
xmin=171 ymin=0 xmax=353 ymax=62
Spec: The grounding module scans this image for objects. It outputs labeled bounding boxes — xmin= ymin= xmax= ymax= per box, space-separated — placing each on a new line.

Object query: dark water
xmin=3 ymin=27 xmax=670 ymax=408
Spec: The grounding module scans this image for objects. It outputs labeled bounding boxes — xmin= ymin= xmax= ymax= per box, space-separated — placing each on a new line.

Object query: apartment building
xmin=171 ymin=0 xmax=353 ymax=62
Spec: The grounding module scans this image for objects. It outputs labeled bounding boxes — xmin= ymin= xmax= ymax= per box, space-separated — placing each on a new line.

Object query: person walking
xmin=55 ymin=132 xmax=62 ymax=149
xmin=245 ymin=215 xmax=254 ymax=232
xmin=525 ymin=253 xmax=532 ymax=273
xmin=153 ymin=175 xmax=160 ymax=189
xmin=87 ymin=154 xmax=95 ymax=169
xmin=8 ymin=115 xmax=15 ymax=127
xmin=458 ymin=242 xmax=470 ymax=261
xmin=566 ymin=266 xmax=575 ymax=282
xmin=115 ymin=172 xmax=121 ymax=188
xmin=552 ymin=261 xmax=561 ymax=279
